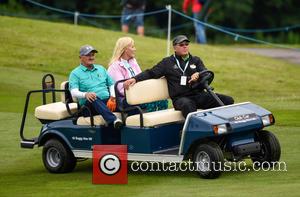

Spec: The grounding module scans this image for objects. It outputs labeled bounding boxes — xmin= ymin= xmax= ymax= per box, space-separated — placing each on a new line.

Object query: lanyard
xmin=174 ymin=55 xmax=189 ymax=75
xmin=122 ymin=59 xmax=136 ymax=77
xmin=127 ymin=66 xmax=135 ymax=77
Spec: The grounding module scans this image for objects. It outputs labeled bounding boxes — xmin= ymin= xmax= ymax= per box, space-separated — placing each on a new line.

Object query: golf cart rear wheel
xmin=193 ymin=142 xmax=224 ymax=179
xmin=42 ymin=139 xmax=76 ymax=173
xmin=251 ymin=130 xmax=281 ymax=167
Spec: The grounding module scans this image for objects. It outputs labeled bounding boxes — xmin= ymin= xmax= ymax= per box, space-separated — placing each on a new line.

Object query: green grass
xmin=0 ymin=16 xmax=300 ymax=196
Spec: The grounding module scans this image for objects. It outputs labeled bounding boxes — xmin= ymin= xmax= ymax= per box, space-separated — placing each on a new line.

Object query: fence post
xmin=166 ymin=5 xmax=172 ymax=57
xmin=74 ymin=11 xmax=79 ymax=25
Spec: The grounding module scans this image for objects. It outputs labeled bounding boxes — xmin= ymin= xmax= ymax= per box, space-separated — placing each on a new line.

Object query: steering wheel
xmin=190 ymin=70 xmax=214 ymax=90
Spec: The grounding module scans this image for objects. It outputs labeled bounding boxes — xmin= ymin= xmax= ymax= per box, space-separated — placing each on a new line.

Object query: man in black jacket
xmin=124 ymin=35 xmax=234 ymax=118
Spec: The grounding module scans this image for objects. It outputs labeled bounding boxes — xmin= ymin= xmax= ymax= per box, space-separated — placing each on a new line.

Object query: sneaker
xmin=113 ymin=118 xmax=123 ymax=129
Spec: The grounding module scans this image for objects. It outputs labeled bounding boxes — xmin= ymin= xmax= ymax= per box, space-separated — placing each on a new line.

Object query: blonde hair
xmin=109 ymin=37 xmax=134 ymax=65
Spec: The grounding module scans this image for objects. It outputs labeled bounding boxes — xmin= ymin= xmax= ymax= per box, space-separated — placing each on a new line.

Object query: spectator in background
xmin=121 ymin=0 xmax=146 ymax=36
xmin=183 ymin=0 xmax=207 ymax=44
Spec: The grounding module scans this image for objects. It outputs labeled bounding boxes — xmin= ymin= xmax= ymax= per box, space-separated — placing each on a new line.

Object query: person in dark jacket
xmin=121 ymin=0 xmax=146 ymax=36
xmin=124 ymin=35 xmax=234 ymax=118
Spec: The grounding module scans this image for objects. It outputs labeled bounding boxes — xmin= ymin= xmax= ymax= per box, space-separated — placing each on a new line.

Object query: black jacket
xmin=134 ymin=54 xmax=206 ymax=100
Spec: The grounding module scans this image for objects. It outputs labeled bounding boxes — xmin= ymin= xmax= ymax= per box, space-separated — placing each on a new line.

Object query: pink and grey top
xmin=108 ymin=58 xmax=142 ymax=96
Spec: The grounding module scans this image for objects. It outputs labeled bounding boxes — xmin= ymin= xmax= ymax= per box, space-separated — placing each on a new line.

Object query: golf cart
xmin=20 ymin=71 xmax=281 ymax=178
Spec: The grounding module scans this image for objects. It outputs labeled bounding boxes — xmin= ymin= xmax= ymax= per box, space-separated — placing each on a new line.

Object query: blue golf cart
xmin=20 ymin=71 xmax=281 ymax=178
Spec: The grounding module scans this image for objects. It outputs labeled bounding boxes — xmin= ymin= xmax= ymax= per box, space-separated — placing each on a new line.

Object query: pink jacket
xmin=108 ymin=58 xmax=142 ymax=96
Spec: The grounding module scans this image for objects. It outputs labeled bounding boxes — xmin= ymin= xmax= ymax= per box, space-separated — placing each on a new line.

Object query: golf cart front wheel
xmin=42 ymin=139 xmax=76 ymax=173
xmin=251 ymin=130 xmax=281 ymax=167
xmin=193 ymin=142 xmax=224 ymax=179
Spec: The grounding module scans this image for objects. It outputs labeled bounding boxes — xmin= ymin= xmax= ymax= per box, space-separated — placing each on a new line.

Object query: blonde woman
xmin=108 ymin=37 xmax=168 ymax=112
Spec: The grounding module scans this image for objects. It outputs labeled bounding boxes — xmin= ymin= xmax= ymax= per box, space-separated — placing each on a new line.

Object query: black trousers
xmin=173 ymin=92 xmax=234 ymax=118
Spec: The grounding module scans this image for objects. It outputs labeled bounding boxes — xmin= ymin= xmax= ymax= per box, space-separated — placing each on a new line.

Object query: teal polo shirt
xmin=69 ymin=64 xmax=114 ymax=105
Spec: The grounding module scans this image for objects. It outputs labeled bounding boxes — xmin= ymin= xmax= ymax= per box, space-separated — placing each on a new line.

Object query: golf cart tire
xmin=193 ymin=142 xmax=224 ymax=179
xmin=251 ymin=130 xmax=281 ymax=167
xmin=42 ymin=139 xmax=76 ymax=173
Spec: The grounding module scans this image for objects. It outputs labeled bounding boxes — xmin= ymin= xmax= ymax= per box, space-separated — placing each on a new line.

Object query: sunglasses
xmin=178 ymin=43 xmax=189 ymax=47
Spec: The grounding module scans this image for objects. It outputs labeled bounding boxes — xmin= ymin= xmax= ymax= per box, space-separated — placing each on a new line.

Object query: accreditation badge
xmin=180 ymin=76 xmax=187 ymax=86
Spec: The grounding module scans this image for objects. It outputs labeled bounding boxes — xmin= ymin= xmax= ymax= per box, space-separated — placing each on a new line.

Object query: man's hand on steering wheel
xmin=189 ymin=70 xmax=214 ymax=90
xmin=188 ymin=72 xmax=200 ymax=84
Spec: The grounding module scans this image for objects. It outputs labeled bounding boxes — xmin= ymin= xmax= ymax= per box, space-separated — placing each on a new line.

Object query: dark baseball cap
xmin=79 ymin=45 xmax=98 ymax=56
xmin=173 ymin=35 xmax=190 ymax=46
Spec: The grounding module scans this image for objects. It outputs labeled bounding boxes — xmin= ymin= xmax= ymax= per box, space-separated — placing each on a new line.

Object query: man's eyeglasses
xmin=178 ymin=43 xmax=189 ymax=47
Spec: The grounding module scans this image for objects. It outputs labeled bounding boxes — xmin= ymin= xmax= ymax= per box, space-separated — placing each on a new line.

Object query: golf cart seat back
xmin=126 ymin=78 xmax=170 ymax=105
xmin=124 ymin=78 xmax=186 ymax=127
xmin=34 ymin=81 xmax=78 ymax=121
xmin=60 ymin=81 xmax=78 ymax=103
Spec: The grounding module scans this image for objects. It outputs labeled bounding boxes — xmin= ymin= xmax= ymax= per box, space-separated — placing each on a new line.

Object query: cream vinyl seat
xmin=34 ymin=81 xmax=78 ymax=121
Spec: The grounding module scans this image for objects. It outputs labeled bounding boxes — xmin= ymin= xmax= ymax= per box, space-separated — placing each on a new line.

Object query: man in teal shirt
xmin=69 ymin=45 xmax=122 ymax=128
